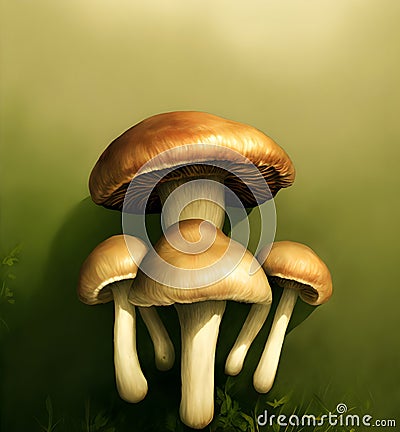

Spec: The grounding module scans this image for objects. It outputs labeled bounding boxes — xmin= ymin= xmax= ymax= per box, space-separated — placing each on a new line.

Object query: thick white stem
xmin=112 ymin=282 xmax=147 ymax=403
xmin=158 ymin=178 xmax=225 ymax=229
xmin=225 ymin=303 xmax=271 ymax=376
xmin=176 ymin=301 xmax=226 ymax=429
xmin=160 ymin=176 xmax=227 ymax=428
xmin=253 ymin=288 xmax=298 ymax=393
xmin=139 ymin=306 xmax=175 ymax=371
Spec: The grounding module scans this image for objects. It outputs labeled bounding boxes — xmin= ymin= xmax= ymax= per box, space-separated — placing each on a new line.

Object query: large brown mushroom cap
xmin=129 ymin=219 xmax=272 ymax=306
xmin=78 ymin=235 xmax=148 ymax=305
xmin=89 ymin=111 xmax=295 ymax=211
xmin=260 ymin=241 xmax=332 ymax=306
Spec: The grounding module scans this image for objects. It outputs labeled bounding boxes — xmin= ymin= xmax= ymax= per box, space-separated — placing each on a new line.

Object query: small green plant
xmin=266 ymin=395 xmax=290 ymax=409
xmin=82 ymin=399 xmax=116 ymax=432
xmin=210 ymin=379 xmax=256 ymax=432
xmin=35 ymin=396 xmax=63 ymax=432
xmin=0 ymin=245 xmax=20 ymax=331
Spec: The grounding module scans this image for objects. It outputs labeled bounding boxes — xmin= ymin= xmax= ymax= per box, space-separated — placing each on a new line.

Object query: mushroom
xmin=78 ymin=235 xmax=175 ymax=403
xmin=252 ymin=241 xmax=333 ymax=393
xmin=88 ymin=111 xmax=295 ymax=216
xmin=88 ymin=111 xmax=295 ymax=423
xmin=129 ymin=219 xmax=272 ymax=429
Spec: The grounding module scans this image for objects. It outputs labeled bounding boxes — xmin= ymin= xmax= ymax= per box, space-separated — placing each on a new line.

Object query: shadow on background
xmin=1 ymin=197 xmax=315 ymax=431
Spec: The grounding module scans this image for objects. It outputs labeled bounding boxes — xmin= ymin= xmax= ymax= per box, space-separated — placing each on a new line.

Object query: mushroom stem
xmin=158 ymin=177 xmax=225 ymax=229
xmin=139 ymin=306 xmax=175 ymax=371
xmin=225 ymin=303 xmax=271 ymax=376
xmin=175 ymin=300 xmax=226 ymax=429
xmin=111 ymin=281 xmax=148 ymax=402
xmin=158 ymin=175 xmax=227 ymax=428
xmin=253 ymin=288 xmax=298 ymax=393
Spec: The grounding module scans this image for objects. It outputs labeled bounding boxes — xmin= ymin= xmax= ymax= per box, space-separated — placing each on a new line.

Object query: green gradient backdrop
xmin=1 ymin=1 xmax=399 ymax=431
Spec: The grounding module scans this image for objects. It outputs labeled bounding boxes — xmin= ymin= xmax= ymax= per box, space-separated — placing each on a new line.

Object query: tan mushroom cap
xmin=78 ymin=235 xmax=148 ymax=305
xmin=89 ymin=111 xmax=295 ymax=211
xmin=129 ymin=219 xmax=272 ymax=307
xmin=260 ymin=241 xmax=332 ymax=306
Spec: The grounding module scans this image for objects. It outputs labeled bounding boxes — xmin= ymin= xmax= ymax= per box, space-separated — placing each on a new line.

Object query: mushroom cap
xmin=258 ymin=241 xmax=332 ymax=306
xmin=129 ymin=219 xmax=272 ymax=306
xmin=89 ymin=111 xmax=295 ymax=212
xmin=78 ymin=235 xmax=148 ymax=305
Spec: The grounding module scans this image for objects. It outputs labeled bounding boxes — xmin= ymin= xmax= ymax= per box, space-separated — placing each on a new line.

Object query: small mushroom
xmin=78 ymin=235 xmax=175 ymax=402
xmin=253 ymin=241 xmax=332 ymax=393
xmin=129 ymin=219 xmax=271 ymax=429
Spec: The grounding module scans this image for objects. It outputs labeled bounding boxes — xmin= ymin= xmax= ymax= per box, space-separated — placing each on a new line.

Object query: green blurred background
xmin=1 ymin=1 xmax=399 ymax=430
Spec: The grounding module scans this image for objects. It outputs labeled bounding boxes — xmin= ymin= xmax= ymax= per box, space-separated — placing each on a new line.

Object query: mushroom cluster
xmin=78 ymin=111 xmax=332 ymax=429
